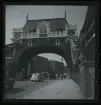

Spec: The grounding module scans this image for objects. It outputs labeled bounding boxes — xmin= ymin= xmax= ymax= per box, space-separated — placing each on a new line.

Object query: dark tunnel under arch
xmin=16 ymin=45 xmax=72 ymax=74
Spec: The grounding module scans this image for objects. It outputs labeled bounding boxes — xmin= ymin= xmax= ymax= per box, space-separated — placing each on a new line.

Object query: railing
xmin=48 ymin=31 xmax=68 ymax=38
xmin=5 ymin=43 xmax=16 ymax=48
xmin=21 ymin=33 xmax=39 ymax=39
xmin=12 ymin=24 xmax=77 ymax=40
xmin=12 ymin=31 xmax=70 ymax=40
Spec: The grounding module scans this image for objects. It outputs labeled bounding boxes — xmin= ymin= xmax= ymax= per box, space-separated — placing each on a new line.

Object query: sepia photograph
xmin=4 ymin=5 xmax=95 ymax=100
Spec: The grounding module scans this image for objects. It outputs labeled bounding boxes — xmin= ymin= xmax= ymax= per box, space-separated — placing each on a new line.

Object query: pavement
xmin=5 ymin=80 xmax=55 ymax=99
xmin=17 ymin=78 xmax=86 ymax=99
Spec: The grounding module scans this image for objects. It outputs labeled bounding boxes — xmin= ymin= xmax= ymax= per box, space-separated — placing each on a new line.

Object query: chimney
xmin=64 ymin=11 xmax=66 ymax=19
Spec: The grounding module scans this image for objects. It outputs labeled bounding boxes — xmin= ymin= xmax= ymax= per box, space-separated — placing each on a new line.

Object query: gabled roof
xmin=23 ymin=18 xmax=69 ymax=33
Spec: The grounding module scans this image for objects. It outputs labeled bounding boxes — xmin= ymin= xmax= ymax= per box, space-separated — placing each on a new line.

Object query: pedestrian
xmin=61 ymin=74 xmax=64 ymax=81
xmin=64 ymin=73 xmax=66 ymax=79
xmin=56 ymin=74 xmax=58 ymax=79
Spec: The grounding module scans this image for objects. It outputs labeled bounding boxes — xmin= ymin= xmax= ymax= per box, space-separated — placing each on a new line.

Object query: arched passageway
xmin=16 ymin=45 xmax=72 ymax=77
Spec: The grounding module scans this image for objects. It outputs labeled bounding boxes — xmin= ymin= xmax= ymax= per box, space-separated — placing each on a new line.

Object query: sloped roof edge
xmin=27 ymin=18 xmax=67 ymax=21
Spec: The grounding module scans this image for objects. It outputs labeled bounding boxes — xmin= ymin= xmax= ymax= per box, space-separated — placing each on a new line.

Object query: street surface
xmin=5 ymin=78 xmax=86 ymax=99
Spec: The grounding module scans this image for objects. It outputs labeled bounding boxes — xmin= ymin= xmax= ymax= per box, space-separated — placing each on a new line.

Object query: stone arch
xmin=16 ymin=45 xmax=72 ymax=75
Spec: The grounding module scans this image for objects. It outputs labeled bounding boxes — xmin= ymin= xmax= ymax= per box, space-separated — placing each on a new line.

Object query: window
xmin=28 ymin=40 xmax=32 ymax=46
xmin=33 ymin=28 xmax=36 ymax=33
xmin=60 ymin=28 xmax=63 ymax=32
xmin=55 ymin=39 xmax=60 ymax=45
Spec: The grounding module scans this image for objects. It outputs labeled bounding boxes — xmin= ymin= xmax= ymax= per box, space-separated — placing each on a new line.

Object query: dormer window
xmin=39 ymin=21 xmax=47 ymax=34
xmin=55 ymin=39 xmax=60 ymax=45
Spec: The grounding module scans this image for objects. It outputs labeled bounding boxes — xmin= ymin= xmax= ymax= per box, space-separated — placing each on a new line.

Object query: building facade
xmin=76 ymin=6 xmax=95 ymax=98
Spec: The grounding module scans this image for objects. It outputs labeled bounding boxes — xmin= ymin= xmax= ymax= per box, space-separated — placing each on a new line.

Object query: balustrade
xmin=12 ymin=24 xmax=77 ymax=40
xmin=12 ymin=30 xmax=72 ymax=40
xmin=13 ymin=28 xmax=23 ymax=32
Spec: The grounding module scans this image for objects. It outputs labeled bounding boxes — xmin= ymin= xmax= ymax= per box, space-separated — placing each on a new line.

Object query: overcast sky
xmin=38 ymin=53 xmax=67 ymax=66
xmin=5 ymin=5 xmax=87 ymax=66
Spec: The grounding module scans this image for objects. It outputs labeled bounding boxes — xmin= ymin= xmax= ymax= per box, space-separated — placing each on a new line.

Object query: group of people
xmin=55 ymin=73 xmax=67 ymax=80
xmin=15 ymin=69 xmax=28 ymax=80
xmin=15 ymin=70 xmax=68 ymax=81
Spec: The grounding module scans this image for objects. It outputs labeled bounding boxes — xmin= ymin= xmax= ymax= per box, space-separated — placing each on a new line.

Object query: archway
xmin=16 ymin=45 xmax=72 ymax=78
xmin=30 ymin=53 xmax=67 ymax=72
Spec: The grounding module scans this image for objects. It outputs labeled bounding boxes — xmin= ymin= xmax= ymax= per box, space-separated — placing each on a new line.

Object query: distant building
xmin=27 ymin=56 xmax=68 ymax=75
xmin=28 ymin=56 xmax=53 ymax=73
xmin=48 ymin=60 xmax=67 ymax=74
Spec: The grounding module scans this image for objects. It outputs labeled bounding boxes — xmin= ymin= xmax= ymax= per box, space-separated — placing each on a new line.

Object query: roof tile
xmin=23 ymin=18 xmax=69 ymax=33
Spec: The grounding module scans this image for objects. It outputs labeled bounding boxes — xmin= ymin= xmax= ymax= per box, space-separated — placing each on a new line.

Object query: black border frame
xmin=0 ymin=0 xmax=99 ymax=104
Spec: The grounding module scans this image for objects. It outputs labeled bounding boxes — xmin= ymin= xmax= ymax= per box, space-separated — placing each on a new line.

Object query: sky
xmin=38 ymin=53 xmax=67 ymax=66
xmin=5 ymin=5 xmax=88 ymax=66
